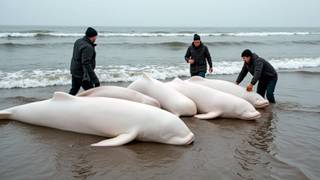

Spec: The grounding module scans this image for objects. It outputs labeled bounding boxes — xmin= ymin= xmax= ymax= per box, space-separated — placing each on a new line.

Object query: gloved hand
xmin=93 ymin=79 xmax=100 ymax=87
xmin=246 ymin=84 xmax=253 ymax=92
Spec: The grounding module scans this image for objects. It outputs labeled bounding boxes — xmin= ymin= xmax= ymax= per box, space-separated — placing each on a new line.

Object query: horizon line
xmin=1 ymin=24 xmax=320 ymax=28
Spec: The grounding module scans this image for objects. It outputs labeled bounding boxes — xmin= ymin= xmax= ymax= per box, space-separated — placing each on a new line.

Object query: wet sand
xmin=0 ymin=72 xmax=319 ymax=180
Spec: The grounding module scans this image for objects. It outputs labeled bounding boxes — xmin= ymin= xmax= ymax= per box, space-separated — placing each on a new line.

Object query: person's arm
xmin=205 ymin=46 xmax=212 ymax=68
xmin=250 ymin=60 xmax=264 ymax=85
xmin=236 ymin=64 xmax=248 ymax=84
xmin=205 ymin=46 xmax=213 ymax=73
xmin=81 ymin=47 xmax=99 ymax=85
xmin=185 ymin=47 xmax=191 ymax=62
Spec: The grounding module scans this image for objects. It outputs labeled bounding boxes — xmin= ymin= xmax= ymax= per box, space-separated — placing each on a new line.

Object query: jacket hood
xmin=246 ymin=53 xmax=259 ymax=65
xmin=251 ymin=53 xmax=259 ymax=60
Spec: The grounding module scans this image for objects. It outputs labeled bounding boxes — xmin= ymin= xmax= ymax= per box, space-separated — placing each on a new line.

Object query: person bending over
xmin=236 ymin=49 xmax=278 ymax=103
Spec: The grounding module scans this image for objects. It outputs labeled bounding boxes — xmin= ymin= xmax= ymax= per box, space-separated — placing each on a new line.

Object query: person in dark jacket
xmin=184 ymin=34 xmax=213 ymax=78
xmin=69 ymin=27 xmax=100 ymax=95
xmin=236 ymin=49 xmax=278 ymax=103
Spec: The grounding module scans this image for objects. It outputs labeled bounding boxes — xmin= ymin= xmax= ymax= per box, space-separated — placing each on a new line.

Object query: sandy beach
xmin=1 ymin=72 xmax=319 ymax=180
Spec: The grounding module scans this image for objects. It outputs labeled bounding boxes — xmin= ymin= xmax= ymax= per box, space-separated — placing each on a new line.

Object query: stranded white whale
xmin=187 ymin=76 xmax=269 ymax=108
xmin=167 ymin=78 xmax=261 ymax=120
xmin=0 ymin=92 xmax=194 ymax=146
xmin=128 ymin=74 xmax=197 ymax=117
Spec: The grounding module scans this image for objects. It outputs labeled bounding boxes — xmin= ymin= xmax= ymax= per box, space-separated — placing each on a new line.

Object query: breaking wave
xmin=0 ymin=57 xmax=319 ymax=89
xmin=1 ymin=31 xmax=319 ymax=38
xmin=3 ymin=40 xmax=320 ymax=49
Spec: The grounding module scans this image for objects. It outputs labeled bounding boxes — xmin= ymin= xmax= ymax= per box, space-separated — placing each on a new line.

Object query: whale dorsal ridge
xmin=173 ymin=77 xmax=183 ymax=83
xmin=52 ymin=92 xmax=76 ymax=101
xmin=189 ymin=76 xmax=205 ymax=82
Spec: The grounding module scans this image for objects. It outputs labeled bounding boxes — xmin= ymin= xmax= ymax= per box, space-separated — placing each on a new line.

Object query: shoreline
xmin=0 ymin=70 xmax=319 ymax=180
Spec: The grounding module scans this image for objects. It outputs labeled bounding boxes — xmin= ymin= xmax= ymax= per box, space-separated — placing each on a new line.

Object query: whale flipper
xmin=91 ymin=132 xmax=138 ymax=146
xmin=0 ymin=111 xmax=11 ymax=120
xmin=194 ymin=111 xmax=221 ymax=120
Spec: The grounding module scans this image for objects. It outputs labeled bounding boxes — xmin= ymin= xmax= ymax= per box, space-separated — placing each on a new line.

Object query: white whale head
xmin=244 ymin=92 xmax=269 ymax=108
xmin=161 ymin=121 xmax=194 ymax=145
xmin=139 ymin=114 xmax=194 ymax=145
xmin=235 ymin=102 xmax=261 ymax=120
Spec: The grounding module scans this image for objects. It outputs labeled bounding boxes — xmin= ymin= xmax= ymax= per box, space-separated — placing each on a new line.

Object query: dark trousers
xmin=191 ymin=71 xmax=206 ymax=78
xmin=257 ymin=78 xmax=277 ymax=103
xmin=69 ymin=76 xmax=94 ymax=95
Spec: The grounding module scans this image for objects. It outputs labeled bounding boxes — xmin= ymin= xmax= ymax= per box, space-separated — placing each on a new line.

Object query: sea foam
xmin=0 ymin=57 xmax=319 ymax=89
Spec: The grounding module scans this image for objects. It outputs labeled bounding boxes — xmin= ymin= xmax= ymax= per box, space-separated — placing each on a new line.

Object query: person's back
xmin=70 ymin=37 xmax=96 ymax=78
xmin=244 ymin=53 xmax=277 ymax=82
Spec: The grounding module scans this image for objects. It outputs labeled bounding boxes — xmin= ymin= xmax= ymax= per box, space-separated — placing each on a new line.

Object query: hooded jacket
xmin=236 ymin=53 xmax=277 ymax=85
xmin=70 ymin=36 xmax=99 ymax=84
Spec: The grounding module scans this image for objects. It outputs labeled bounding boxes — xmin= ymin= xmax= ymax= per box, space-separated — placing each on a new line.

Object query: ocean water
xmin=1 ymin=26 xmax=320 ymax=180
xmin=0 ymin=26 xmax=320 ymax=88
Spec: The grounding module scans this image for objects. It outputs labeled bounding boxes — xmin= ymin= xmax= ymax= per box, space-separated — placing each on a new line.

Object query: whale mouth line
xmin=185 ymin=133 xmax=195 ymax=145
xmin=255 ymin=101 xmax=270 ymax=108
xmin=242 ymin=111 xmax=261 ymax=120
xmin=247 ymin=113 xmax=262 ymax=120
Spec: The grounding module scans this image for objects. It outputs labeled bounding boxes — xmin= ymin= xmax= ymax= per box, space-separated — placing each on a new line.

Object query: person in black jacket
xmin=184 ymin=34 xmax=213 ymax=78
xmin=236 ymin=49 xmax=278 ymax=103
xmin=69 ymin=27 xmax=100 ymax=95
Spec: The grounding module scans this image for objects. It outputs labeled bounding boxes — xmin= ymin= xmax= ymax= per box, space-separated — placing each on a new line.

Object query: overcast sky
xmin=0 ymin=0 xmax=319 ymax=27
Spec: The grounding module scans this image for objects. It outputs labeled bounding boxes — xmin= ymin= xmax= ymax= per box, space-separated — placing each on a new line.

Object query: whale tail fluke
xmin=0 ymin=111 xmax=11 ymax=120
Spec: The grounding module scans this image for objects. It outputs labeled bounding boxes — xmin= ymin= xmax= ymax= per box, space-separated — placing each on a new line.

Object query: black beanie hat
xmin=241 ymin=49 xmax=253 ymax=57
xmin=85 ymin=27 xmax=98 ymax=37
xmin=193 ymin=34 xmax=201 ymax=41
